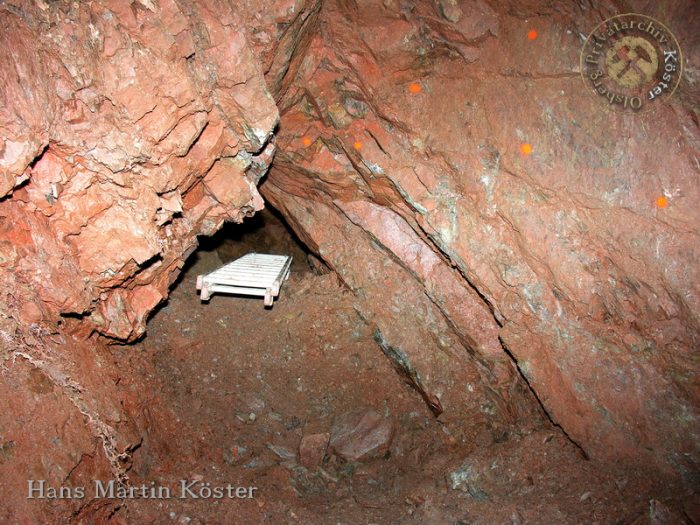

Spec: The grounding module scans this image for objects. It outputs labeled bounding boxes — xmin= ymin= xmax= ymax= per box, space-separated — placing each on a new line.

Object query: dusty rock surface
xmin=263 ymin=0 xmax=700 ymax=486
xmin=329 ymin=407 xmax=394 ymax=461
xmin=299 ymin=433 xmax=330 ymax=468
xmin=0 ymin=0 xmax=285 ymax=341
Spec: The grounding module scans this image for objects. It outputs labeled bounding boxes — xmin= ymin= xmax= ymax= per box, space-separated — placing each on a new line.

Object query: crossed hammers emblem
xmin=610 ymin=40 xmax=654 ymax=83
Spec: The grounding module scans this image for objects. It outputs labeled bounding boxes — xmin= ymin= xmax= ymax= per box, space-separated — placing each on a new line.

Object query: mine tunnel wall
xmin=0 ymin=0 xmax=697 ymax=504
xmin=260 ymin=0 xmax=700 ymax=485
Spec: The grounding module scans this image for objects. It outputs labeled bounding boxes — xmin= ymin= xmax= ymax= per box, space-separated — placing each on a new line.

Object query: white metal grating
xmin=196 ymin=253 xmax=292 ymax=307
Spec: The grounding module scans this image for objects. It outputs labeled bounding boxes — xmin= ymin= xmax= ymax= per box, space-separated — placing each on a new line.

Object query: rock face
xmin=0 ymin=1 xmax=312 ymax=522
xmin=0 ymin=0 xmax=284 ymax=341
xmin=262 ymin=0 xmax=700 ymax=485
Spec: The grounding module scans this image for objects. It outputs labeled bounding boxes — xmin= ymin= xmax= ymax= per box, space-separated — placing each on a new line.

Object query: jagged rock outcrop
xmin=0 ymin=1 xmax=308 ymax=522
xmin=0 ymin=0 xmax=284 ymax=341
xmin=263 ymin=0 xmax=700 ymax=485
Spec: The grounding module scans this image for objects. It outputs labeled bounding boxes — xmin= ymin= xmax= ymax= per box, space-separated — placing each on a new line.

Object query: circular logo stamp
xmin=580 ymin=14 xmax=683 ymax=112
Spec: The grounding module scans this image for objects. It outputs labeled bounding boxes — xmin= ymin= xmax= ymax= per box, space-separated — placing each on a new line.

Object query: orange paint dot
xmin=353 ymin=141 xmax=363 ymax=150
xmin=302 ymin=136 xmax=312 ymax=146
xmin=527 ymin=29 xmax=538 ymax=40
xmin=656 ymin=196 xmax=668 ymax=208
xmin=520 ymin=143 xmax=533 ymax=156
xmin=408 ymin=82 xmax=422 ymax=94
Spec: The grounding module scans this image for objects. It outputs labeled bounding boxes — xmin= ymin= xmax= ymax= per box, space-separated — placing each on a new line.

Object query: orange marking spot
xmin=527 ymin=29 xmax=538 ymax=40
xmin=656 ymin=196 xmax=668 ymax=208
xmin=408 ymin=82 xmax=422 ymax=94
xmin=520 ymin=143 xmax=533 ymax=156
xmin=302 ymin=136 xmax=312 ymax=146
xmin=353 ymin=141 xmax=363 ymax=150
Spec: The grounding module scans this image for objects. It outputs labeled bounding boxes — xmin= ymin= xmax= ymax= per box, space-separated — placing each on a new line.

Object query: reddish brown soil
xmin=97 ymin=216 xmax=694 ymax=524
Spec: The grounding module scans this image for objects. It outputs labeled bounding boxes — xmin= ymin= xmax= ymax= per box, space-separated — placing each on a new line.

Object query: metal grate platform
xmin=196 ymin=253 xmax=292 ymax=307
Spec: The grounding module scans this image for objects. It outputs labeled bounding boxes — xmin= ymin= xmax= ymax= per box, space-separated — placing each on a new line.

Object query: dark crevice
xmin=148 ymin=204 xmax=314 ymax=324
xmin=499 ymin=336 xmax=590 ymax=461
xmin=0 ymin=142 xmax=48 ymax=202
xmin=371 ymin=326 xmax=444 ymax=417
xmin=196 ymin=205 xmax=313 ymax=271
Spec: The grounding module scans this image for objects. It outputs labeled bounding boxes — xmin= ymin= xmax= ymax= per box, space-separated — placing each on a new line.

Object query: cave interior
xmin=0 ymin=0 xmax=698 ymax=523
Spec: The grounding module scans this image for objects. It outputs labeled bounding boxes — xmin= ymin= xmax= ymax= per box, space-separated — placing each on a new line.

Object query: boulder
xmin=299 ymin=433 xmax=330 ymax=468
xmin=329 ymin=408 xmax=393 ymax=462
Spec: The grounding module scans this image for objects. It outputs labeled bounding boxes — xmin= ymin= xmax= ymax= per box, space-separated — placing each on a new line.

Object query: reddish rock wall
xmin=0 ymin=0 xmax=286 ymax=341
xmin=0 ymin=1 xmax=313 ymax=522
xmin=263 ymin=0 xmax=700 ymax=485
